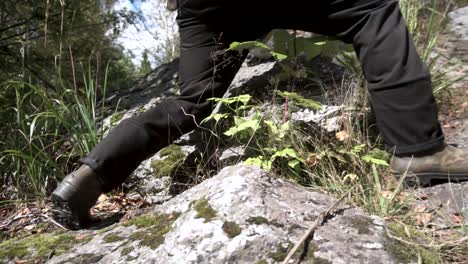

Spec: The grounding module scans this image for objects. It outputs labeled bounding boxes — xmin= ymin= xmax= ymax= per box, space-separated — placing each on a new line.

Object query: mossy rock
xmin=246 ymin=216 xmax=269 ymax=225
xmin=0 ymin=232 xmax=90 ymax=262
xmin=126 ymin=212 xmax=180 ymax=250
xmin=57 ymin=253 xmax=104 ymax=264
xmin=120 ymin=246 xmax=134 ymax=256
xmin=123 ymin=212 xmax=180 ymax=228
xmin=222 ymin=221 xmax=242 ymax=238
xmin=110 ymin=111 xmax=125 ymax=125
xmin=268 ymin=243 xmax=293 ymax=262
xmin=348 ymin=216 xmax=373 ymax=235
xmin=151 ymin=144 xmax=186 ymax=177
xmin=386 ymin=223 xmax=441 ymax=264
xmin=304 ymin=244 xmax=332 ymax=264
xmin=194 ymin=197 xmax=217 ymax=222
xmin=103 ymin=233 xmax=125 ymax=243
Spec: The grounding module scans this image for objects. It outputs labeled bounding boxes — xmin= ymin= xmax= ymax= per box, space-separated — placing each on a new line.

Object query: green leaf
xmin=208 ymin=94 xmax=251 ymax=106
xmin=278 ymin=122 xmax=290 ymax=139
xmin=362 ymin=155 xmax=389 ymax=166
xmin=273 ymin=148 xmax=298 ymax=159
xmin=244 ymin=156 xmax=272 ymax=171
xmin=276 ymin=91 xmax=322 ymax=110
xmin=229 ymin=41 xmax=270 ymax=51
xmin=264 ymin=120 xmax=277 ymax=134
xmin=201 ymin=113 xmax=228 ymax=124
xmin=288 ymin=159 xmax=301 ymax=170
xmin=224 ymin=117 xmax=260 ymax=136
xmin=271 ymin=52 xmax=287 ymax=61
xmin=351 ymin=144 xmax=366 ymax=154
xmin=229 ymin=41 xmax=287 ymax=61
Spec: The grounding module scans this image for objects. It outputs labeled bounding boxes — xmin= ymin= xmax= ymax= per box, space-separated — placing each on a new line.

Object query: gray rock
xmin=47 ymin=165 xmax=421 ymax=264
xmin=413 ymin=182 xmax=468 ymax=227
xmin=448 ymin=7 xmax=468 ymax=41
xmin=291 ymin=105 xmax=344 ymax=132
xmin=219 ymin=146 xmax=246 ymax=166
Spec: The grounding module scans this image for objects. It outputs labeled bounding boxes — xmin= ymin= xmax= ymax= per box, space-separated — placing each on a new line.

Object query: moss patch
xmin=349 ymin=216 xmax=373 ymax=235
xmin=0 ymin=232 xmax=86 ymax=262
xmin=127 ymin=212 xmax=180 ymax=250
xmin=121 ymin=246 xmax=134 ymax=256
xmin=268 ymin=243 xmax=292 ymax=262
xmin=255 ymin=260 xmax=268 ymax=264
xmin=151 ymin=144 xmax=186 ymax=177
xmin=123 ymin=212 xmax=180 ymax=228
xmin=58 ymin=253 xmax=104 ymax=264
xmin=194 ymin=197 xmax=217 ymax=222
xmin=386 ymin=223 xmax=441 ymax=264
xmin=222 ymin=221 xmax=242 ymax=238
xmin=103 ymin=233 xmax=125 ymax=243
xmin=246 ymin=216 xmax=269 ymax=225
xmin=305 ymin=244 xmax=332 ymax=264
xmin=97 ymin=225 xmax=114 ymax=235
xmin=110 ymin=111 xmax=125 ymax=125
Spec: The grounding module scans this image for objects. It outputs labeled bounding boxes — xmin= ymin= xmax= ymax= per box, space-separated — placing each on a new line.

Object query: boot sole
xmin=50 ymin=194 xmax=83 ymax=230
xmin=395 ymin=172 xmax=468 ymax=187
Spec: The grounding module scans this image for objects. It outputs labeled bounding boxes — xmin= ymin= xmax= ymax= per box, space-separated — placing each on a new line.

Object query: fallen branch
xmin=385 ymin=227 xmax=435 ymax=248
xmin=386 ymin=226 xmax=467 ymax=249
xmin=40 ymin=214 xmax=67 ymax=230
xmin=282 ymin=190 xmax=351 ymax=264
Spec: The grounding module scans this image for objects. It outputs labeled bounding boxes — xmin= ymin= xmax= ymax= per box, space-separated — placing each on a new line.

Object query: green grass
xmin=0 ymin=61 xmax=112 ymax=198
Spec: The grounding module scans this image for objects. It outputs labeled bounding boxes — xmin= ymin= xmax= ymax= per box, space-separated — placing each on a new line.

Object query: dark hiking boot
xmin=391 ymin=144 xmax=468 ymax=186
xmin=50 ymin=165 xmax=103 ymax=229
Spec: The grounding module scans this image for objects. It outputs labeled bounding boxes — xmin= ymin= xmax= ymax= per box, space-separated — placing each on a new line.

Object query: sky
xmin=113 ymin=0 xmax=177 ymax=66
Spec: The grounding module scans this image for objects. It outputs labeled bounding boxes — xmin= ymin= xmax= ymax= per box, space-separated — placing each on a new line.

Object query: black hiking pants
xmin=81 ymin=0 xmax=444 ymax=191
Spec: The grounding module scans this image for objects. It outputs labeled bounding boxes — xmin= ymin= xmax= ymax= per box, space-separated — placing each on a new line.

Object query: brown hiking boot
xmin=166 ymin=0 xmax=177 ymax=11
xmin=50 ymin=165 xmax=103 ymax=229
xmin=390 ymin=144 xmax=468 ymax=186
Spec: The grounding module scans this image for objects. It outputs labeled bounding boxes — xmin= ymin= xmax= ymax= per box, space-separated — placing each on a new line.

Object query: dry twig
xmin=282 ymin=190 xmax=351 ymax=264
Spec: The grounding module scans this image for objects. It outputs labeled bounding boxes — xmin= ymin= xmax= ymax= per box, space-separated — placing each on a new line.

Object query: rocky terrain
xmin=0 ymin=5 xmax=467 ymax=264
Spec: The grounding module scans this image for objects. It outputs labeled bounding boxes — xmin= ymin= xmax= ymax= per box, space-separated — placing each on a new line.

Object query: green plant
xmin=0 ymin=61 xmax=113 ymax=197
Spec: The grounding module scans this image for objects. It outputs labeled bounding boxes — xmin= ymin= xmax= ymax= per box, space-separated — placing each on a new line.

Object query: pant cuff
xmin=387 ymin=135 xmax=445 ymax=156
xmin=79 ymin=157 xmax=107 ymax=187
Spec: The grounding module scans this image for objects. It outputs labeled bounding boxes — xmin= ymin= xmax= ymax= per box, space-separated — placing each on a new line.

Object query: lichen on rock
xmin=127 ymin=212 xmax=180 ymax=250
xmin=194 ymin=197 xmax=217 ymax=222
xmin=151 ymin=144 xmax=186 ymax=177
xmin=222 ymin=221 xmax=242 ymax=238
xmin=103 ymin=233 xmax=125 ymax=243
xmin=0 ymin=232 xmax=90 ymax=262
xmin=386 ymin=222 xmax=441 ymax=264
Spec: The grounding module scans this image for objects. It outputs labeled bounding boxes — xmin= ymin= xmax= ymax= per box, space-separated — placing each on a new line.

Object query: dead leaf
xmin=461 ymin=102 xmax=468 ymax=112
xmin=335 ymin=131 xmax=350 ymax=141
xmin=414 ymin=212 xmax=432 ymax=226
xmin=305 ymin=154 xmax=318 ymax=167
xmin=98 ymin=194 xmax=108 ymax=203
xmin=381 ymin=191 xmax=393 ymax=199
xmin=396 ymin=192 xmax=410 ymax=202
xmin=75 ymin=234 xmax=89 ymax=241
xmin=450 ymin=214 xmax=463 ymax=224
xmin=24 ymin=224 xmax=35 ymax=231
xmin=412 ymin=204 xmax=428 ymax=213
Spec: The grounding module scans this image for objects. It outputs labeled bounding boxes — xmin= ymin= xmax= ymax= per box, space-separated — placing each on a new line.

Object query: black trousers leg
xmin=81 ymin=3 xmax=267 ymax=192
xmin=272 ymin=0 xmax=444 ymax=155
xmin=322 ymin=0 xmax=444 ymax=155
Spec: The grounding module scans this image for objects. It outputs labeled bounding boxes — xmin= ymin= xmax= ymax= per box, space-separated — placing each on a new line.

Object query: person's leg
xmin=290 ymin=0 xmax=468 ymax=184
xmin=51 ymin=1 xmax=269 ymax=228
xmin=325 ymin=0 xmax=443 ymax=155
